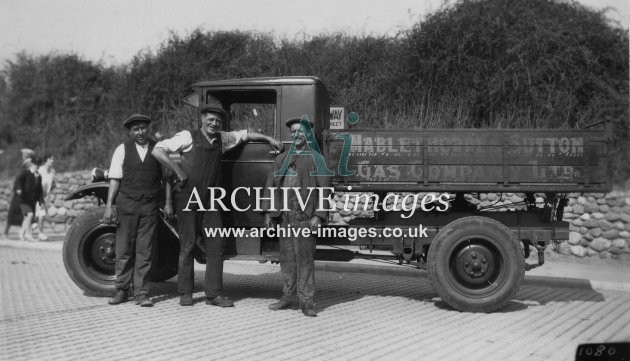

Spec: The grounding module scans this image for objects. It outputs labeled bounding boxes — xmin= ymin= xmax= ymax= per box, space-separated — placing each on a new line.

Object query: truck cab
xmin=190 ymin=77 xmax=331 ymax=228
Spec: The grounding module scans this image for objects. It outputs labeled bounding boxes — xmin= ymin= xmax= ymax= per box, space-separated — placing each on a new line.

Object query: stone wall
xmin=0 ymin=170 xmax=100 ymax=232
xmin=561 ymin=192 xmax=630 ymax=259
xmin=1 ymin=170 xmax=629 ymax=259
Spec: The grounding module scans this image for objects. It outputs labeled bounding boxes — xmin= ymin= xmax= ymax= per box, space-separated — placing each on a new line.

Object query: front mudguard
xmin=65 ymin=181 xmax=110 ymax=203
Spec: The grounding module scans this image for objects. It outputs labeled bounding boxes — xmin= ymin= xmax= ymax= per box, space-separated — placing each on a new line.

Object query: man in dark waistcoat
xmin=152 ymin=102 xmax=282 ymax=307
xmin=262 ymin=117 xmax=331 ymax=317
xmin=103 ymin=114 xmax=162 ymax=307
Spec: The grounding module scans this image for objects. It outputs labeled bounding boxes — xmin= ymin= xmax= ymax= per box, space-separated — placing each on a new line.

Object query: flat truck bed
xmin=325 ymin=128 xmax=611 ymax=193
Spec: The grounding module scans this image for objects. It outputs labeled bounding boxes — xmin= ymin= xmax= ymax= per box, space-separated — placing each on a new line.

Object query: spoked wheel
xmin=427 ymin=216 xmax=524 ymax=312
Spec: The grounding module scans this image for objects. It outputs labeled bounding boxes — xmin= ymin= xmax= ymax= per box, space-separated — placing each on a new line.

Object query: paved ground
xmin=1 ymin=235 xmax=630 ymax=361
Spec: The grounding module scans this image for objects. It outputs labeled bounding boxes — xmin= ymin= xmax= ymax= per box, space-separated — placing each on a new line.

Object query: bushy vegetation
xmin=399 ymin=0 xmax=629 ymax=130
xmin=0 ymin=0 xmax=627 ymax=181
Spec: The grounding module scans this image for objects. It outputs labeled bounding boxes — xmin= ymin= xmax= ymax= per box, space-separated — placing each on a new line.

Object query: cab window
xmin=229 ymin=103 xmax=276 ymax=137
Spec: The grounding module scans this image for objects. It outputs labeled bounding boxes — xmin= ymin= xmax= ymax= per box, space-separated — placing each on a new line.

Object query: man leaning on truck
xmin=152 ymin=102 xmax=282 ymax=307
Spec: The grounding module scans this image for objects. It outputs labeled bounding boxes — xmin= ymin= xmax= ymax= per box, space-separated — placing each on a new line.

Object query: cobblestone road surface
xmin=1 ymin=246 xmax=629 ymax=361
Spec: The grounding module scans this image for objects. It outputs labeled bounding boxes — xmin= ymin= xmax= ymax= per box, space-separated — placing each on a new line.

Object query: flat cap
xmin=285 ymin=116 xmax=314 ymax=128
xmin=199 ymin=103 xmax=227 ymax=119
xmin=123 ymin=114 xmax=151 ymax=128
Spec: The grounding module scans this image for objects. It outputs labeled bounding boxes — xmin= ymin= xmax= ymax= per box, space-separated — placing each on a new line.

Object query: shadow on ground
xmin=145 ymin=266 xmax=606 ymax=313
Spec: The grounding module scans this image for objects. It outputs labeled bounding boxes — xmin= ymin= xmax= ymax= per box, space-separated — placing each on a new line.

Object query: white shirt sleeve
xmin=221 ymin=129 xmax=249 ymax=153
xmin=155 ymin=130 xmax=193 ymax=153
xmin=108 ymin=144 xmax=125 ymax=179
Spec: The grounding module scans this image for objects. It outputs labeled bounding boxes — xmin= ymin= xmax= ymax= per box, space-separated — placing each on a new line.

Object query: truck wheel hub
xmin=94 ymin=237 xmax=116 ymax=266
xmin=456 ymin=244 xmax=494 ymax=281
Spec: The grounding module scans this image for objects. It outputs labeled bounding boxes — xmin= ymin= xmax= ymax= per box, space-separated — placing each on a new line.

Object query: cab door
xmin=218 ymin=88 xmax=281 ymax=228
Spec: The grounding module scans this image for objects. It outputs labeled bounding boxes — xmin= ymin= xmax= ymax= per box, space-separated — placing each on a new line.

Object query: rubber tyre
xmin=63 ymin=206 xmax=180 ymax=295
xmin=427 ymin=216 xmax=524 ymax=313
xmin=63 ymin=206 xmax=117 ymax=296
xmin=151 ymin=219 xmax=180 ymax=282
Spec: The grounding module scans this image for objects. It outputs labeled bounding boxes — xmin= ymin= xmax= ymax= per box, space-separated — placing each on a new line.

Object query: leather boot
xmin=180 ymin=293 xmax=193 ymax=306
xmin=301 ymin=307 xmax=317 ymax=317
xmin=135 ymin=295 xmax=153 ymax=307
xmin=268 ymin=299 xmax=298 ymax=311
xmin=108 ymin=290 xmax=128 ymax=305
xmin=206 ymin=295 xmax=234 ymax=307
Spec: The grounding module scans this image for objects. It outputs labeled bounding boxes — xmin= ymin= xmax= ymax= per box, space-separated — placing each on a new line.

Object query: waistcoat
xmin=180 ymin=129 xmax=223 ymax=207
xmin=120 ymin=140 xmax=162 ymax=201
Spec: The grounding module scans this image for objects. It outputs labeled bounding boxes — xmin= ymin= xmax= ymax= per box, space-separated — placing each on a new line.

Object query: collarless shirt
xmin=108 ymin=142 xmax=150 ymax=179
xmin=154 ymin=129 xmax=248 ymax=155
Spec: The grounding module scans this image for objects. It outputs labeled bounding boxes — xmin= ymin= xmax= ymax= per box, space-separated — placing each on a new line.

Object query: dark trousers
xmin=176 ymin=192 xmax=224 ymax=298
xmin=114 ymin=194 xmax=158 ymax=295
xmin=279 ymin=217 xmax=316 ymax=308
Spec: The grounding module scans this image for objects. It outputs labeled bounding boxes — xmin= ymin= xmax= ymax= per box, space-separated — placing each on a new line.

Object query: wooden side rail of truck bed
xmin=324 ymin=128 xmax=612 ymax=193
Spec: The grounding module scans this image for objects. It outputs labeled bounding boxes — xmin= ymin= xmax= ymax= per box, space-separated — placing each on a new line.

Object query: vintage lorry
xmin=63 ymin=76 xmax=613 ymax=312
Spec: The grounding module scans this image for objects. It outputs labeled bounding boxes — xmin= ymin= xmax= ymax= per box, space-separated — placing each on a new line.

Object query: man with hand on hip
xmin=152 ymin=102 xmax=282 ymax=307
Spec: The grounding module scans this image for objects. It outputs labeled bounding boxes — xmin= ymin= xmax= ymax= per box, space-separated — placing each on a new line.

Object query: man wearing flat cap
xmin=262 ymin=116 xmax=331 ymax=317
xmin=103 ymin=114 xmax=162 ymax=307
xmin=152 ymin=102 xmax=282 ymax=307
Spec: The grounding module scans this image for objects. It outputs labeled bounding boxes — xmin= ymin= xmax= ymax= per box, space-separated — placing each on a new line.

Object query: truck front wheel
xmin=63 ymin=207 xmax=117 ymax=296
xmin=427 ymin=216 xmax=524 ymax=312
xmin=63 ymin=206 xmax=180 ymax=296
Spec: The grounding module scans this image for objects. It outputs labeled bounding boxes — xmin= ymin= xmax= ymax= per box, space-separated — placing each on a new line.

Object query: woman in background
xmin=3 ymin=149 xmax=35 ymax=238
xmin=34 ymin=153 xmax=55 ymax=240
xmin=16 ymin=156 xmax=44 ymax=242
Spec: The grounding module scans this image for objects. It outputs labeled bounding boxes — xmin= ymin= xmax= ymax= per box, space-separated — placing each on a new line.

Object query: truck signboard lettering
xmin=325 ymin=129 xmax=605 ymax=191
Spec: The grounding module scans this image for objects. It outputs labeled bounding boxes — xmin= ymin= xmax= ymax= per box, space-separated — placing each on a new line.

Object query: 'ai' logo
xmin=275 ymin=113 xmax=359 ymax=177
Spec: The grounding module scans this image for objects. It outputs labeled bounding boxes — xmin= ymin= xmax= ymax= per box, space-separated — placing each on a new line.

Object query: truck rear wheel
xmin=427 ymin=216 xmax=524 ymax=312
xmin=63 ymin=206 xmax=180 ymax=296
